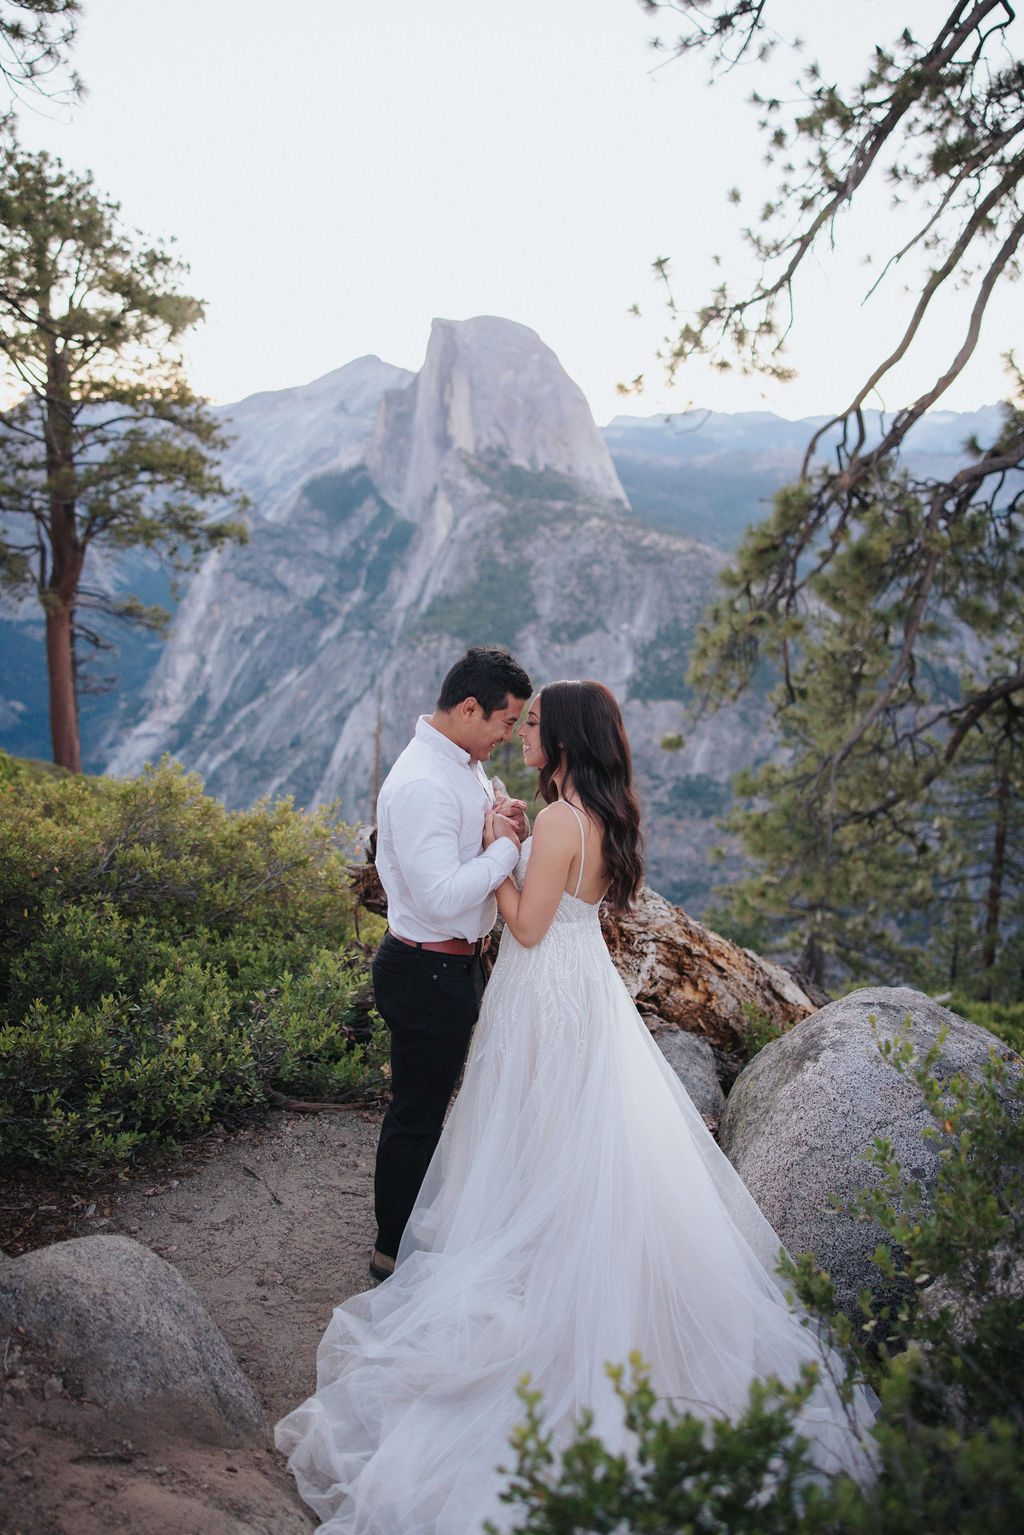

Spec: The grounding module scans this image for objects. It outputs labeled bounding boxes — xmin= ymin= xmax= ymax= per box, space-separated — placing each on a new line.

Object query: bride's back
xmin=556 ymin=800 xmax=609 ymax=906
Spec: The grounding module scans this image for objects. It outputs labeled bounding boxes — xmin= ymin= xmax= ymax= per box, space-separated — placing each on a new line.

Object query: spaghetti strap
xmin=561 ymin=801 xmax=587 ymax=898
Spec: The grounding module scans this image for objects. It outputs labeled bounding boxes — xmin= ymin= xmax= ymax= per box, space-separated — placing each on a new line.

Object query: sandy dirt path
xmin=107 ymin=1110 xmax=384 ymax=1423
xmin=1 ymin=1109 xmax=385 ymax=1534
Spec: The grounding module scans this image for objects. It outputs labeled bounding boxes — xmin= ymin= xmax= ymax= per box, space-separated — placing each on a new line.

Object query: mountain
xmin=0 ymin=356 xmax=413 ymax=766
xmin=605 ymin=403 xmax=1008 ymax=549
xmin=2 ymin=322 xmax=1008 ymax=907
xmin=103 ymin=317 xmax=763 ymax=905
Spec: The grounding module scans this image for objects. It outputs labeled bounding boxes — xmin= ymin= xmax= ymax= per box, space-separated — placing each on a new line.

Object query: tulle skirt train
xmin=276 ymin=889 xmax=875 ymax=1533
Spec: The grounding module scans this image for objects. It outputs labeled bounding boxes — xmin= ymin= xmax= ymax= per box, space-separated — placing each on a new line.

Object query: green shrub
xmin=735 ymin=1001 xmax=792 ymax=1061
xmin=493 ymin=1027 xmax=1024 ymax=1532
xmin=0 ymin=757 xmax=386 ymax=1171
xmin=252 ymin=951 xmax=389 ymax=1102
xmin=948 ymin=994 xmax=1024 ymax=1056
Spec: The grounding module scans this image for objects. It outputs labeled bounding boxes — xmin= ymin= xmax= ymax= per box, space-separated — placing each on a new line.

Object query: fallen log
xmin=601 ymin=884 xmax=816 ymax=1051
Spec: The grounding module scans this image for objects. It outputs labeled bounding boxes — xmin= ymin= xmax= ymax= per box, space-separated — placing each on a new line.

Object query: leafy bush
xmin=0 ymin=755 xmax=387 ymax=1170
xmin=948 ymin=994 xmax=1024 ymax=1056
xmin=492 ymin=1027 xmax=1024 ymax=1532
xmin=735 ymin=1001 xmax=790 ymax=1061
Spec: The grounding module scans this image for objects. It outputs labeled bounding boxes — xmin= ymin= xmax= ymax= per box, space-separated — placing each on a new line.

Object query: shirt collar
xmin=415 ymin=714 xmax=474 ymax=768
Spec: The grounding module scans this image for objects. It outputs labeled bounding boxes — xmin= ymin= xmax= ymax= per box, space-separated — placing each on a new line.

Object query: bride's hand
xmin=484 ymin=810 xmax=520 ymax=850
xmin=493 ymin=792 xmax=529 ymax=840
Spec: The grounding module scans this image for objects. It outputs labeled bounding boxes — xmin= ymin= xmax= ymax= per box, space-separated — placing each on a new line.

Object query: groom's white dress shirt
xmin=375 ymin=715 xmax=519 ymax=943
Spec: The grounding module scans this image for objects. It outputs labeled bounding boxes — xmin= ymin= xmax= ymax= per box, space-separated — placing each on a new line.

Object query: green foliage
xmin=302 ymin=467 xmax=379 ymax=522
xmin=660 ymin=771 xmax=730 ymax=818
xmin=735 ymin=1002 xmax=789 ymax=1062
xmin=648 ymin=6 xmax=1024 ymax=992
xmin=0 ymin=1 xmax=80 ymax=105
xmin=489 ymin=1359 xmax=836 ymax=1535
xmin=949 ymin=996 xmax=1024 ymax=1056
xmin=833 ymin=1030 xmax=1024 ymax=1431
xmin=630 ymin=618 xmax=697 ymax=702
xmin=363 ymin=513 xmax=415 ymax=602
xmin=494 ymin=1025 xmax=1024 ymax=1532
xmin=0 ymin=757 xmax=386 ymax=1170
xmin=420 ymin=546 xmax=536 ymax=651
xmin=645 ymin=5 xmax=1024 ymax=404
xmin=467 ymin=450 xmax=593 ymax=508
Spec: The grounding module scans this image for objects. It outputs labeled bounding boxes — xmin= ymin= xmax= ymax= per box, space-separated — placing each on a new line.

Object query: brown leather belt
xmin=390 ymin=932 xmax=489 ymax=956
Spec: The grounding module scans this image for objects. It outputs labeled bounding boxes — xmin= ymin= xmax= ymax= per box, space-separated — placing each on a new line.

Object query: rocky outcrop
xmin=601 ymin=884 xmax=815 ymax=1050
xmin=218 ymin=354 xmax=414 ymax=524
xmin=718 ymin=987 xmax=1021 ymax=1321
xmin=366 ymin=316 xmax=627 ymax=514
xmin=647 ymin=1018 xmax=726 ymax=1122
xmin=0 ymin=1234 xmax=264 ymax=1440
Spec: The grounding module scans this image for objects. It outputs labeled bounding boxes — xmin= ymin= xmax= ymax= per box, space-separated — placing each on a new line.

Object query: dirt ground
xmin=0 ymin=1107 xmax=386 ymax=1534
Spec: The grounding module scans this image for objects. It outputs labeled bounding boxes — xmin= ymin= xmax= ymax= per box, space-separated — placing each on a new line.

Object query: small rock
xmin=650 ymin=1026 xmax=726 ymax=1122
xmin=0 ymin=1235 xmax=264 ymax=1440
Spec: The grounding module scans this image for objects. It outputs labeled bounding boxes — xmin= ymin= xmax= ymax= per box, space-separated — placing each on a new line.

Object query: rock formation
xmin=0 ymin=1234 xmax=264 ymax=1438
xmin=718 ymin=987 xmax=1021 ymax=1321
xmin=646 ymin=1020 xmax=726 ymax=1123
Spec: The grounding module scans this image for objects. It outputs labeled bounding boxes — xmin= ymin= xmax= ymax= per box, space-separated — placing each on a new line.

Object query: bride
xmin=275 ymin=680 xmax=875 ymax=1534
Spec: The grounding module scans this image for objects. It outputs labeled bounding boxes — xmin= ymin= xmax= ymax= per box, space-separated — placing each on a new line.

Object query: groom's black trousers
xmin=371 ymin=932 xmax=485 ymax=1259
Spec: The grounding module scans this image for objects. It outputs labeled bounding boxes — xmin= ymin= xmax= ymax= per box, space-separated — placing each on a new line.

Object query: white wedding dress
xmin=276 ymin=818 xmax=875 ymax=1533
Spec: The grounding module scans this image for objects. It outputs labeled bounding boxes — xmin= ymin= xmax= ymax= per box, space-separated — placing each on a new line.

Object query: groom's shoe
xmin=369 ymin=1248 xmax=396 ymax=1283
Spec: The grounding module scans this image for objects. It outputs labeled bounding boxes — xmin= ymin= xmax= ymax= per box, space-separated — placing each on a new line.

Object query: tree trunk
xmin=979 ymin=758 xmax=1010 ymax=1001
xmin=44 ymin=597 xmax=82 ymax=772
xmin=43 ymin=331 xmax=84 ymax=772
xmin=600 ymin=885 xmax=817 ymax=1050
xmin=798 ymin=929 xmax=827 ymax=991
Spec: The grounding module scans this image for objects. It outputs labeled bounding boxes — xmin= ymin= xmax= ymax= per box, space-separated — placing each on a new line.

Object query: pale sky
xmin=13 ymin=0 xmax=1021 ymax=424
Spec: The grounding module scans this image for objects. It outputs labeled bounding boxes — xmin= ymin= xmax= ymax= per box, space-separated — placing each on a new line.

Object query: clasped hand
xmin=491 ymin=792 xmax=529 ymax=839
xmin=483 ymin=809 xmax=521 ymax=851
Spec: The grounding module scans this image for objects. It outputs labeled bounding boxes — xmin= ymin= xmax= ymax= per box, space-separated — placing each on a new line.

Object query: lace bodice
xmin=512 ymin=827 xmax=603 ymax=932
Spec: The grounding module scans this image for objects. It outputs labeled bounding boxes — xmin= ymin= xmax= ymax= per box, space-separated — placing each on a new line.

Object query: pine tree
xmin=0 ymin=127 xmax=247 ymax=771
xmin=639 ymin=4 xmax=1024 ymax=980
xmin=0 ymin=0 xmax=79 ymax=104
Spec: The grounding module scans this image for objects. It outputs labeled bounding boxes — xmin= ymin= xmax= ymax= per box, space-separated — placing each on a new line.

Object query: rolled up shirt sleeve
xmin=387 ymin=779 xmax=519 ymax=927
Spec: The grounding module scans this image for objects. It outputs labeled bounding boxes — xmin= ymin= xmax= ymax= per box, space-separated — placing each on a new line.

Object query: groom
xmin=369 ymin=646 xmax=532 ymax=1281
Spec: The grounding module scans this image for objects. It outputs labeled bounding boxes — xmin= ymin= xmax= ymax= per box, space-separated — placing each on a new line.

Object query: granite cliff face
xmin=105 ymin=317 xmax=761 ymax=904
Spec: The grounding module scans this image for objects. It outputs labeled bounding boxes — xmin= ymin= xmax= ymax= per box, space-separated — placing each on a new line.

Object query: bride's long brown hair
xmin=536 ymin=680 xmax=643 ymax=911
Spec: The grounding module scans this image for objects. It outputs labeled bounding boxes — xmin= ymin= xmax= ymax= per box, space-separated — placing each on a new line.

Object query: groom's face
xmin=461 ymin=694 xmax=528 ymax=763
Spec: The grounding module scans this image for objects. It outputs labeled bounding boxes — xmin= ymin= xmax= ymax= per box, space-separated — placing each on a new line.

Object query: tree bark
xmin=979 ymin=758 xmax=1010 ymax=1001
xmin=600 ymin=886 xmax=816 ymax=1050
xmin=44 ymin=597 xmax=81 ymax=772
xmin=42 ymin=329 xmax=84 ymax=772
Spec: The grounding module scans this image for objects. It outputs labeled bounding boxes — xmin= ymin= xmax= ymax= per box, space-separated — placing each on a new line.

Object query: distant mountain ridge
xmin=0 ymin=320 xmax=1007 ymax=906
xmin=606 ymin=402 xmax=1007 ymax=550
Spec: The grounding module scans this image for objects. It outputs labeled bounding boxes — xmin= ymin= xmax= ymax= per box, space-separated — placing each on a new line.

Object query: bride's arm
xmin=490 ymin=804 xmax=578 ymax=948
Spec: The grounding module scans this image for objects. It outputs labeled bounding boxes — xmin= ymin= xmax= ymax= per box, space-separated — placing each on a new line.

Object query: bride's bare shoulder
xmin=531 ymin=802 xmax=581 ymax=845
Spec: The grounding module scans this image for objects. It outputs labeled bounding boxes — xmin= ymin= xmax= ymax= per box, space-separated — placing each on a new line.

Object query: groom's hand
xmin=484 ymin=810 xmax=521 ymax=851
xmin=492 ymin=793 xmax=529 ymax=840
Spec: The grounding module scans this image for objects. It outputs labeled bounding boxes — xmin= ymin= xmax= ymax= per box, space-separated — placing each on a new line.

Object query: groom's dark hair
xmin=437 ymin=647 xmax=532 ymax=716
